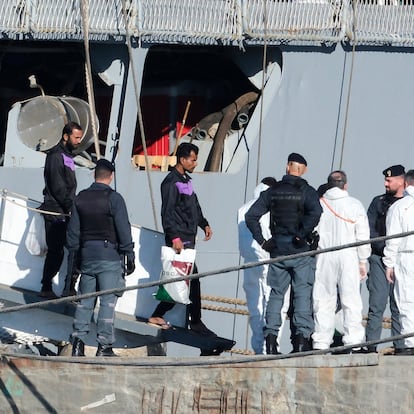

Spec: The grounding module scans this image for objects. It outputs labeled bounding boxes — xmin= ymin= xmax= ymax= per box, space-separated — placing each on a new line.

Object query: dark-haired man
xmin=148 ymin=142 xmax=215 ymax=337
xmin=68 ymin=158 xmax=135 ymax=357
xmin=246 ymin=153 xmax=322 ymax=353
xmin=39 ymin=121 xmax=83 ymax=298
xmin=366 ymin=165 xmax=405 ymax=353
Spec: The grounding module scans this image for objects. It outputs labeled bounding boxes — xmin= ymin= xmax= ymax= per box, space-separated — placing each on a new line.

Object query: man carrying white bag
xmin=148 ymin=143 xmax=216 ymax=336
xmin=154 ymin=246 xmax=196 ymax=305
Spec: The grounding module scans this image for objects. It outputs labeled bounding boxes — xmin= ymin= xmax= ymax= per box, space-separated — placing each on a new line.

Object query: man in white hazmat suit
xmin=383 ymin=170 xmax=414 ymax=354
xmin=238 ymin=177 xmax=277 ymax=354
xmin=312 ymin=170 xmax=371 ymax=351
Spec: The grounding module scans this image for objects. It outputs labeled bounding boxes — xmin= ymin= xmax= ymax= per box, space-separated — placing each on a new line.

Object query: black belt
xmin=82 ymin=240 xmax=118 ymax=249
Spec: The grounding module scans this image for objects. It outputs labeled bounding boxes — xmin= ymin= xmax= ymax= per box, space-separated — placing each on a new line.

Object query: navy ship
xmin=0 ymin=1 xmax=413 ymax=411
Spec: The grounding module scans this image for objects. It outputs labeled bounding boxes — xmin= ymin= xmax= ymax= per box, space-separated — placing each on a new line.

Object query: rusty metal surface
xmin=0 ymin=353 xmax=411 ymax=413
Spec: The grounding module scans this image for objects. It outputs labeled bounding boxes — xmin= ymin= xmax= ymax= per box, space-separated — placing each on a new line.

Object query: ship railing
xmin=242 ymin=0 xmax=346 ymax=45
xmin=136 ymin=0 xmax=242 ymax=45
xmin=1 ymin=0 xmax=414 ymax=46
xmin=351 ymin=0 xmax=414 ymax=46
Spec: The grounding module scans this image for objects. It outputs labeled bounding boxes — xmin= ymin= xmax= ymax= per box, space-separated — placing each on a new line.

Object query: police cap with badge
xmin=382 ymin=164 xmax=405 ymax=177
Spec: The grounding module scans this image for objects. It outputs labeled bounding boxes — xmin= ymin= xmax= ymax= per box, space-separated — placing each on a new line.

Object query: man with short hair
xmin=365 ymin=165 xmax=405 ymax=353
xmin=246 ymin=153 xmax=322 ymax=354
xmin=39 ymin=121 xmax=83 ymax=298
xmin=68 ymin=158 xmax=135 ymax=357
xmin=312 ymin=170 xmax=371 ymax=352
xmin=148 ymin=142 xmax=215 ymax=336
xmin=383 ymin=170 xmax=414 ymax=355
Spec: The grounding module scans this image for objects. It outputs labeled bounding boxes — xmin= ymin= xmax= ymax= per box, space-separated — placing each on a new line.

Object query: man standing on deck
xmin=39 ymin=121 xmax=83 ymax=299
xmin=148 ymin=142 xmax=216 ymax=337
xmin=312 ymin=170 xmax=371 ymax=352
xmin=383 ymin=170 xmax=414 ymax=355
xmin=245 ymin=153 xmax=322 ymax=354
xmin=68 ymin=159 xmax=135 ymax=357
xmin=365 ymin=165 xmax=405 ymax=353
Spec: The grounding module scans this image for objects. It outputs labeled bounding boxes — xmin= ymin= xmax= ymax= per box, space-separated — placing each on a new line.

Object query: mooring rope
xmin=201 ymin=295 xmax=247 ymax=306
xmin=201 ymin=304 xmax=249 ymax=316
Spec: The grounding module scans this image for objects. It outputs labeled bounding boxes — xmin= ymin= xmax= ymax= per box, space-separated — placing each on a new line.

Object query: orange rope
xmin=321 ymin=197 xmax=356 ymax=224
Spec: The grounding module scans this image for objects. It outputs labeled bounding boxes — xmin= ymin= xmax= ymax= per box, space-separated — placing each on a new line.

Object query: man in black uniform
xmin=39 ymin=121 xmax=83 ymax=298
xmin=148 ymin=142 xmax=215 ymax=336
xmin=68 ymin=159 xmax=135 ymax=357
xmin=365 ymin=165 xmax=405 ymax=353
xmin=246 ymin=153 xmax=322 ymax=354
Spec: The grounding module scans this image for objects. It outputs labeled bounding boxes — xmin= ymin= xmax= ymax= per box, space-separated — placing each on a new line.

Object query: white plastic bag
xmin=154 ymin=246 xmax=196 ymax=305
xmin=25 ymin=213 xmax=47 ymax=256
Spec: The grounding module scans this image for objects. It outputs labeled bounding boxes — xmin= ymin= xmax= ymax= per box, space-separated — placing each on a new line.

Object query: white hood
xmin=323 ymin=187 xmax=349 ymax=201
xmin=253 ymin=182 xmax=269 ymax=199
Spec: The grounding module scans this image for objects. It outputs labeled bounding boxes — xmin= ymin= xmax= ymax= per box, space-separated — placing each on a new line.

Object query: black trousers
xmin=151 ymin=264 xmax=202 ymax=325
xmin=41 ymin=216 xmax=67 ymax=291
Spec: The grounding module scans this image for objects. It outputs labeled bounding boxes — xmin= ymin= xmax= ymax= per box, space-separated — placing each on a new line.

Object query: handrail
xmin=1 ymin=0 xmax=414 ymax=46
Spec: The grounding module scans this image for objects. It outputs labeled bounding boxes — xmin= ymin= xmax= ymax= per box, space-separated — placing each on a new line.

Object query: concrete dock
xmin=0 ymin=351 xmax=412 ymax=413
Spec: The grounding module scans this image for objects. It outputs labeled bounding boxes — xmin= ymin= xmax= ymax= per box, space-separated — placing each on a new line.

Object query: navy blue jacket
xmin=67 ymin=182 xmax=134 ymax=261
xmin=245 ymin=174 xmax=322 ymax=255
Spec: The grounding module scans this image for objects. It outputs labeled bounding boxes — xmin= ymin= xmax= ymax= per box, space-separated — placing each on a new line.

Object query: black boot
xmin=265 ymin=333 xmax=281 ymax=355
xmin=292 ymin=334 xmax=312 ymax=353
xmin=71 ymin=337 xmax=85 ymax=357
xmin=96 ymin=344 xmax=117 ymax=357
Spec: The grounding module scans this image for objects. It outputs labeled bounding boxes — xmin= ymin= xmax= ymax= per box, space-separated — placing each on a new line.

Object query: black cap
xmin=382 ymin=165 xmax=405 ymax=178
xmin=95 ymin=158 xmax=115 ymax=172
xmin=288 ymin=152 xmax=307 ymax=166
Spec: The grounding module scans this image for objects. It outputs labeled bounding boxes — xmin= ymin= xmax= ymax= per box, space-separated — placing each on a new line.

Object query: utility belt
xmin=272 ymin=227 xmax=294 ymax=236
xmin=82 ymin=240 xmax=118 ymax=249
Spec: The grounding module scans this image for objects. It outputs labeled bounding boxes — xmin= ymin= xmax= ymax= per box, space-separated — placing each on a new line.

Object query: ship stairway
xmin=0 ymin=283 xmax=235 ymax=356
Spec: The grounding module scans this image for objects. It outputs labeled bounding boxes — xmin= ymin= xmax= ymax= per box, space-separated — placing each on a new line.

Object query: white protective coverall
xmin=383 ymin=185 xmax=414 ymax=348
xmin=312 ymin=187 xmax=371 ymax=349
xmin=238 ymin=183 xmax=290 ymax=354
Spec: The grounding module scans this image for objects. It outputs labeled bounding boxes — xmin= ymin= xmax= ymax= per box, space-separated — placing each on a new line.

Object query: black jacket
xmin=367 ymin=193 xmax=402 ymax=256
xmin=245 ymin=174 xmax=322 ymax=255
xmin=41 ymin=141 xmax=77 ymax=216
xmin=161 ymin=168 xmax=209 ymax=246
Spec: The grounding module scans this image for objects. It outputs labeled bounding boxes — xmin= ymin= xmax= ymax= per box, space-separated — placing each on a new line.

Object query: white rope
xmin=80 ymin=0 xmax=101 ymax=160
xmin=0 ymin=190 xmax=67 ymax=216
